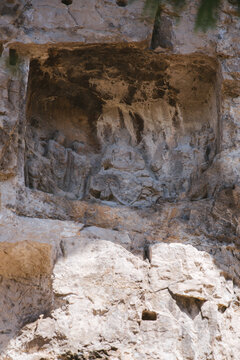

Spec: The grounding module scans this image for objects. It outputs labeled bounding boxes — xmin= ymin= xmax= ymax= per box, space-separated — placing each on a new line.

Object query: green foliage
xmin=195 ymin=0 xmax=221 ymax=31
xmin=129 ymin=0 xmax=240 ymax=31
xmin=2 ymin=50 xmax=22 ymax=78
xmin=142 ymin=0 xmax=160 ymax=15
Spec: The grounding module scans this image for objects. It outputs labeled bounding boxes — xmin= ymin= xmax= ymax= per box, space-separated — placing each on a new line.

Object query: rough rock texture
xmin=0 ymin=0 xmax=240 ymax=359
xmin=24 ymin=48 xmax=219 ymax=205
xmin=3 ymin=236 xmax=240 ymax=360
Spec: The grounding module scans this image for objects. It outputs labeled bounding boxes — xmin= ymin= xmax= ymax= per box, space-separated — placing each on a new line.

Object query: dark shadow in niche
xmin=129 ymin=111 xmax=144 ymax=145
xmin=116 ymin=0 xmax=128 ymax=7
xmin=168 ymin=289 xmax=205 ymax=320
xmin=9 ymin=48 xmax=18 ymax=66
xmin=142 ymin=310 xmax=157 ymax=321
xmin=151 ymin=8 xmax=173 ymax=50
xmin=218 ymin=304 xmax=227 ymax=313
xmin=143 ymin=241 xmax=152 ymax=262
xmin=0 ymin=42 xmax=3 ymax=57
xmin=62 ymin=0 xmax=73 ymax=5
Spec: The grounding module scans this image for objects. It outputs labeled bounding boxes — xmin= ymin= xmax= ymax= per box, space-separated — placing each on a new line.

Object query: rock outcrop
xmin=0 ymin=0 xmax=239 ymax=359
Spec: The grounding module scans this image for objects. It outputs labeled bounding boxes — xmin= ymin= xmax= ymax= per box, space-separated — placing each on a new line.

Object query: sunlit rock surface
xmin=0 ymin=0 xmax=239 ymax=359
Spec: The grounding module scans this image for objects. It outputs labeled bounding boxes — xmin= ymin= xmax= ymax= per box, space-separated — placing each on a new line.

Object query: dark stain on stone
xmin=155 ymin=77 xmax=165 ymax=87
xmin=129 ymin=111 xmax=144 ymax=144
xmin=168 ymin=97 xmax=176 ymax=107
xmin=121 ymin=85 xmax=137 ymax=105
xmin=172 ymin=110 xmax=180 ymax=128
xmin=205 ymin=145 xmax=211 ymax=162
xmin=118 ymin=108 xmax=125 ymax=129
xmin=46 ymin=46 xmax=167 ymax=84
xmin=152 ymin=88 xmax=165 ymax=99
xmin=150 ymin=61 xmax=168 ymax=72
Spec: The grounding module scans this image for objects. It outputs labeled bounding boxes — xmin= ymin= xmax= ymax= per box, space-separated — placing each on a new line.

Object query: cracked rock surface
xmin=0 ymin=0 xmax=240 ymax=359
xmin=2 ymin=226 xmax=240 ymax=360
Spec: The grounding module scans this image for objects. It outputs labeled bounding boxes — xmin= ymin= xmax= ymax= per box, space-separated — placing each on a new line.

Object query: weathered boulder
xmin=2 ymin=239 xmax=240 ymax=360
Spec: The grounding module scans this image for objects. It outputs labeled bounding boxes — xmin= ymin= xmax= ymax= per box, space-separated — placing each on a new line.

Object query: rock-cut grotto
xmin=0 ymin=1 xmax=240 ymax=359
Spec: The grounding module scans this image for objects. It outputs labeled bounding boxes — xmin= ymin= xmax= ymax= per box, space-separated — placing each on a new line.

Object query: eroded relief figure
xmin=26 ymin=128 xmax=162 ymax=205
xmin=25 ymin=157 xmax=40 ymax=190
xmin=25 ymin=133 xmax=52 ymax=192
xmin=26 ymin=130 xmax=91 ymax=200
xmin=46 ymin=131 xmax=68 ymax=194
xmin=67 ymin=140 xmax=91 ymax=200
xmin=46 ymin=133 xmax=91 ymax=199
xmin=89 ymin=130 xmax=160 ymax=206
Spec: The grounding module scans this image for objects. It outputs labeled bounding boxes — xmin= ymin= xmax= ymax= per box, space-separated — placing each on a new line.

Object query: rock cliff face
xmin=0 ymin=1 xmax=239 ymax=359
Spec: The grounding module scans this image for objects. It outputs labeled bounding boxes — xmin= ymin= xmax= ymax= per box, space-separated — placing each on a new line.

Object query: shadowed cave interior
xmin=25 ymin=44 xmax=219 ymax=207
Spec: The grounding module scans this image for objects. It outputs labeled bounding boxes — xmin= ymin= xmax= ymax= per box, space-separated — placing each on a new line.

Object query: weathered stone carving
xmin=23 ymin=47 xmax=220 ymax=207
xmin=26 ymin=113 xmax=217 ymax=206
xmin=89 ymin=129 xmax=160 ymax=206
xmin=1 ymin=0 xmax=240 ymax=359
xmin=26 ymin=131 xmax=91 ymax=200
xmin=67 ymin=140 xmax=91 ymax=200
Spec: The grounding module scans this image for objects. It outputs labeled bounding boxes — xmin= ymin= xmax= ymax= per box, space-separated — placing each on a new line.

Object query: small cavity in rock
xmin=62 ymin=0 xmax=72 ymax=5
xmin=142 ymin=310 xmax=157 ymax=321
xmin=116 ymin=0 xmax=128 ymax=7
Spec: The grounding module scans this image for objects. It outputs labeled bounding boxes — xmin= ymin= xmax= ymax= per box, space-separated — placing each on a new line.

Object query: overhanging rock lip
xmin=5 ymin=40 xmax=152 ymax=59
xmin=6 ymin=41 xmax=221 ymax=66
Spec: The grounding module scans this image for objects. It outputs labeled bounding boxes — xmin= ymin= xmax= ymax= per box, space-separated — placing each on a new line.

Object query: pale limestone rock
xmin=0 ymin=0 xmax=239 ymax=358
xmin=2 ymin=236 xmax=240 ymax=360
xmin=150 ymin=243 xmax=234 ymax=307
xmin=0 ymin=0 xmax=153 ymax=45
